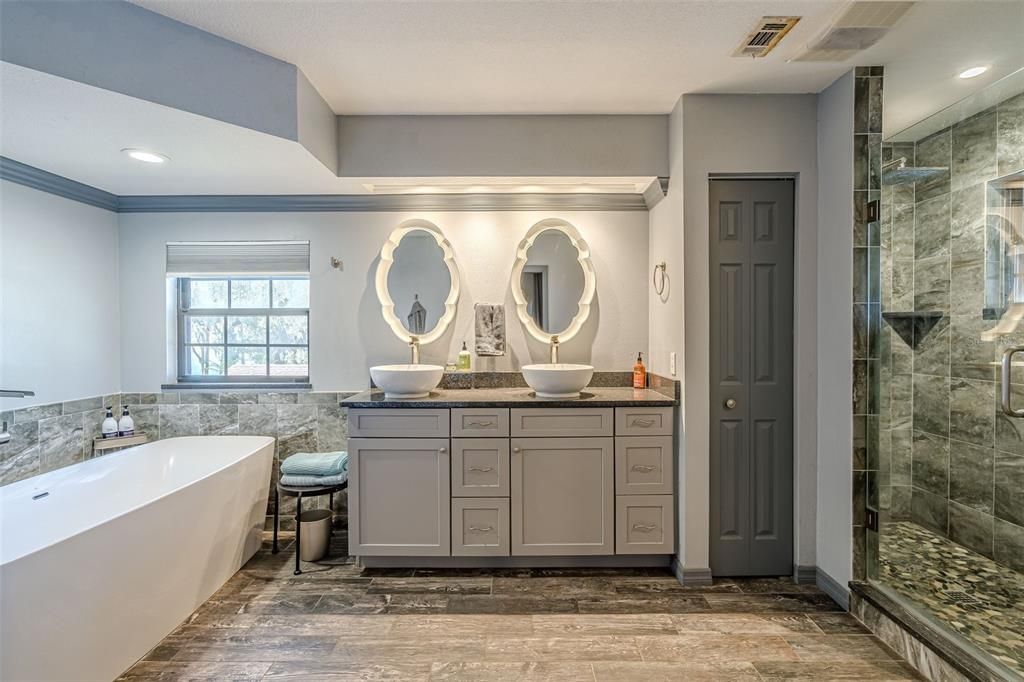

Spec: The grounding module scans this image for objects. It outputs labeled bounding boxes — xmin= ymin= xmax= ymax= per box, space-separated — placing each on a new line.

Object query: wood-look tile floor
xmin=119 ymin=532 xmax=923 ymax=681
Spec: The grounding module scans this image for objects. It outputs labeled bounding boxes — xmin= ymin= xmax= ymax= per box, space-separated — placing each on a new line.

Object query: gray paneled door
xmin=709 ymin=179 xmax=794 ymax=576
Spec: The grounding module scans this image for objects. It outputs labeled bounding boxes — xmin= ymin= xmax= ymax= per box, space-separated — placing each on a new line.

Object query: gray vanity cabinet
xmin=346 ymin=403 xmax=674 ymax=561
xmin=510 ymin=436 xmax=615 ymax=555
xmin=347 ymin=437 xmax=451 ymax=556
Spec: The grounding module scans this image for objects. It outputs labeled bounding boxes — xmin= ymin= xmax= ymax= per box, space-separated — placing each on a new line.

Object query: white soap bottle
xmin=101 ymin=407 xmax=119 ymax=439
xmin=117 ymin=406 xmax=135 ymax=437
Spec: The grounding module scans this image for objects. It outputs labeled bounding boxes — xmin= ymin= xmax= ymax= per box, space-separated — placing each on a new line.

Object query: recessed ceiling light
xmin=122 ymin=148 xmax=169 ymax=164
xmin=959 ymin=66 xmax=989 ymax=79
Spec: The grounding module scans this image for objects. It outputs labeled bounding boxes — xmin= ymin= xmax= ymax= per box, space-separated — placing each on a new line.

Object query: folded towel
xmin=280 ymin=472 xmax=348 ymax=488
xmin=280 ymin=451 xmax=348 ymax=477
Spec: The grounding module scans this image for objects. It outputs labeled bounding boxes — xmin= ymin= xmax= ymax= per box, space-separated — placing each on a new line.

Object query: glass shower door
xmin=872 ymin=70 xmax=1024 ymax=677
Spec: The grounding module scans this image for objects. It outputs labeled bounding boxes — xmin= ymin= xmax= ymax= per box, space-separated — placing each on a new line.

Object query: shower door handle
xmin=1001 ymin=346 xmax=1024 ymax=417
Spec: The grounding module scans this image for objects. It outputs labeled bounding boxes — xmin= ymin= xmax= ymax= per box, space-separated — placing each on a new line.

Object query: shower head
xmin=882 ymin=157 xmax=948 ymax=186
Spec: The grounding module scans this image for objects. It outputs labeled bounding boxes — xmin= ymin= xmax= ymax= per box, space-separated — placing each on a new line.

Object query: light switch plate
xmin=669 ymin=352 xmax=677 ymax=376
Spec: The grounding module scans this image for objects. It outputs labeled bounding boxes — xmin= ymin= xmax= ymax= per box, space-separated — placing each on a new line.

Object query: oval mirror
xmin=375 ymin=220 xmax=460 ymax=344
xmin=511 ymin=219 xmax=595 ymax=343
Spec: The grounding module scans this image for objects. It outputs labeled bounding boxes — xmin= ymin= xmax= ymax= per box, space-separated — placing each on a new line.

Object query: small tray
xmin=92 ymin=433 xmax=149 ymax=452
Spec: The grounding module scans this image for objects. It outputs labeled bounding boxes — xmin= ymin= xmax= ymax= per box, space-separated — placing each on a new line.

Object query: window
xmin=177 ymin=277 xmax=309 ymax=382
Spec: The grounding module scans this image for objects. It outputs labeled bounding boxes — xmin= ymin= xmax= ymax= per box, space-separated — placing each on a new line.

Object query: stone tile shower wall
xmin=0 ymin=391 xmax=354 ymax=529
xmin=876 ymin=90 xmax=1024 ymax=573
xmin=852 ymin=66 xmax=884 ymax=583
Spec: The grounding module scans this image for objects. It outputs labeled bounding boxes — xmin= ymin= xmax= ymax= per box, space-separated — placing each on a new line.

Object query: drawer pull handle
xmin=632 ymin=523 xmax=659 ymax=533
xmin=439 ymin=447 xmax=447 ymax=454
xmin=631 ymin=418 xmax=656 ymax=427
xmin=468 ymin=526 xmax=494 ymax=533
xmin=468 ymin=466 xmax=493 ymax=472
xmin=466 ymin=420 xmax=495 ymax=427
xmin=513 ymin=447 xmax=522 ymax=453
xmin=631 ymin=464 xmax=658 ymax=473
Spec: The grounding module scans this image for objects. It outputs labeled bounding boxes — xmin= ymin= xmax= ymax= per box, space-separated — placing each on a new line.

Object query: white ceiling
xmin=130 ymin=0 xmax=1024 ymax=135
xmin=0 ymin=63 xmax=652 ymax=195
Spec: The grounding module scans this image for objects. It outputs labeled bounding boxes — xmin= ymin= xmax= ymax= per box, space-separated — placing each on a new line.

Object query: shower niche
xmin=983 ymin=170 xmax=1024 ymax=326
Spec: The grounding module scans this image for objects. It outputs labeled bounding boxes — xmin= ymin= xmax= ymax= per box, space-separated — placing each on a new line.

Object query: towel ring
xmin=652 ymin=261 xmax=667 ymax=296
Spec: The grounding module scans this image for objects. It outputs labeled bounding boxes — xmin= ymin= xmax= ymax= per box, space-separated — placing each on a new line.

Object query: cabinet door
xmin=452 ymin=498 xmax=510 ymax=556
xmin=616 ymin=495 xmax=675 ymax=554
xmin=348 ymin=438 xmax=450 ymax=556
xmin=510 ymin=437 xmax=614 ymax=555
xmin=452 ymin=438 xmax=510 ymax=497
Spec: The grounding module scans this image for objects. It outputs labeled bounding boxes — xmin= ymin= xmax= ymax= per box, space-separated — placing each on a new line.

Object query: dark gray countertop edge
xmin=343 ymin=398 xmax=678 ymax=408
xmin=341 ymin=389 xmax=678 ymax=409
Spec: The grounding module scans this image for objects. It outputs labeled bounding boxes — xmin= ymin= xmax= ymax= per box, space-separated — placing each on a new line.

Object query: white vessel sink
xmin=370 ymin=364 xmax=445 ymax=399
xmin=521 ymin=363 xmax=595 ymax=398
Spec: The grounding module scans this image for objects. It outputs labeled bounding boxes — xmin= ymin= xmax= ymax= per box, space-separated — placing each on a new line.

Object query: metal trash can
xmin=298 ymin=509 xmax=332 ymax=562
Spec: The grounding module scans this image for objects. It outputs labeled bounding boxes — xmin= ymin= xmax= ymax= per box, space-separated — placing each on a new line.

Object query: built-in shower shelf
xmin=882 ymin=312 xmax=945 ymax=349
xmin=92 ymin=433 xmax=149 ymax=452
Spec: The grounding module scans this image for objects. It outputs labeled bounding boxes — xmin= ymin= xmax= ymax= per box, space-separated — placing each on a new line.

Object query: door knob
xmin=725 ymin=398 xmax=737 ymax=409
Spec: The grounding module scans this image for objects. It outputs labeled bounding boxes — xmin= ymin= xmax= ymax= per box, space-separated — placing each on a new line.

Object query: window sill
xmin=162 ymin=383 xmax=313 ymax=391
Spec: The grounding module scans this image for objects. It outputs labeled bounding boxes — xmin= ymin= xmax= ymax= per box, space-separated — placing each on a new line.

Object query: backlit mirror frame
xmin=511 ymin=218 xmax=596 ymax=344
xmin=375 ymin=219 xmax=461 ymax=345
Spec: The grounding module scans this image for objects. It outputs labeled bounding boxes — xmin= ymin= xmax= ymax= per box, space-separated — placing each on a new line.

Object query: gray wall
xmin=816 ymin=71 xmax=857 ymax=592
xmin=681 ymin=94 xmax=821 ymax=575
xmin=336 ymin=115 xmax=668 ymax=178
xmin=0 ymin=182 xmax=121 ymax=411
xmin=117 ymin=210 xmax=650 ymax=391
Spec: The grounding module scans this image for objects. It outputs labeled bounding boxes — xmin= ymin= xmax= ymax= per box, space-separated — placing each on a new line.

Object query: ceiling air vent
xmin=733 ymin=16 xmax=801 ymax=58
xmin=791 ymin=1 xmax=914 ymax=62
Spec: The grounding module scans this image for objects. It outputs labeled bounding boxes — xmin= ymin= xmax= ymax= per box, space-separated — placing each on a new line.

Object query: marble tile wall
xmin=0 ymin=393 xmax=124 ymax=484
xmin=853 ymin=66 xmax=885 ymax=582
xmin=0 ymin=391 xmax=355 ymax=527
xmin=873 ymin=90 xmax=1024 ymax=573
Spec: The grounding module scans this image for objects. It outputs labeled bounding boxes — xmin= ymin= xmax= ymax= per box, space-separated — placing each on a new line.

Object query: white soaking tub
xmin=0 ymin=435 xmax=275 ymax=682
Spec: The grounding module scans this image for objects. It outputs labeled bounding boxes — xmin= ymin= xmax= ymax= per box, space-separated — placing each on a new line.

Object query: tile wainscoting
xmin=0 ymin=391 xmax=357 ymax=529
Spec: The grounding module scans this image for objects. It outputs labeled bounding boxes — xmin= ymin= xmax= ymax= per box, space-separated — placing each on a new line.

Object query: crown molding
xmin=1 ymin=157 xmax=652 ymax=213
xmin=117 ymin=192 xmax=648 ymax=213
xmin=0 ymin=156 xmax=119 ymax=212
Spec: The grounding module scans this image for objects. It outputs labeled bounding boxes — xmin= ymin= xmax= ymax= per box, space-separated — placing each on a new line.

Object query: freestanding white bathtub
xmin=0 ymin=435 xmax=275 ymax=681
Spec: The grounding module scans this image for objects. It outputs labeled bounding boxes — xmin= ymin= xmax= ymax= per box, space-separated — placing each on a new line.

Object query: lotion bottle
xmin=101 ymin=407 xmax=119 ymax=439
xmin=117 ymin=406 xmax=135 ymax=437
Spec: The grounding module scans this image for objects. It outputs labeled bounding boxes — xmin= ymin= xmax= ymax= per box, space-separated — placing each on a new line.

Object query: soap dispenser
xmin=458 ymin=341 xmax=472 ymax=371
xmin=633 ymin=352 xmax=647 ymax=389
xmin=101 ymin=407 xmax=119 ymax=439
xmin=117 ymin=406 xmax=135 ymax=437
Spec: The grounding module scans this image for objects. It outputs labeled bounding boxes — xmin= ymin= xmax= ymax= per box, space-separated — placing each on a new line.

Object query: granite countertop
xmin=342 ymin=386 xmax=677 ymax=408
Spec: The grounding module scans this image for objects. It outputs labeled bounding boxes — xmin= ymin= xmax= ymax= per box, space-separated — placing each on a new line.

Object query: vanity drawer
xmin=615 ymin=495 xmax=675 ymax=555
xmin=348 ymin=408 xmax=450 ymax=438
xmin=452 ymin=498 xmax=510 ymax=556
xmin=510 ymin=408 xmax=613 ymax=437
xmin=451 ymin=438 xmax=510 ymax=497
xmin=615 ymin=406 xmax=674 ymax=436
xmin=615 ymin=436 xmax=674 ymax=495
xmin=451 ymin=408 xmax=510 ymax=437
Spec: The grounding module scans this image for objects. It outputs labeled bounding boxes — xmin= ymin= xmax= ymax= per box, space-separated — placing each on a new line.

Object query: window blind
xmin=166 ymin=241 xmax=310 ymax=276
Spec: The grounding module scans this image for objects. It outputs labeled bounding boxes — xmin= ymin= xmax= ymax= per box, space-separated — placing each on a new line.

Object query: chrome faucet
xmin=1 ymin=389 xmax=35 ymax=445
xmin=409 ymin=336 xmax=420 ymax=365
xmin=549 ymin=335 xmax=560 ymax=364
